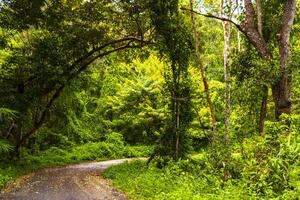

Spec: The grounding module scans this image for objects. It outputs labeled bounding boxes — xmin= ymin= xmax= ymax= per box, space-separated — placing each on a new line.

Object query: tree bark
xmin=183 ymin=0 xmax=297 ymax=122
xmin=171 ymin=60 xmax=181 ymax=160
xmin=242 ymin=0 xmax=296 ymax=119
xmin=242 ymin=0 xmax=272 ymax=59
xmin=14 ymin=38 xmax=149 ymax=155
xmin=220 ymin=0 xmax=231 ymax=146
xmin=243 ymin=0 xmax=295 ymax=119
xmin=237 ymin=0 xmax=241 ymax=52
xmin=272 ymin=0 xmax=296 ymax=119
xmin=256 ymin=0 xmax=268 ymax=134
xmin=258 ymin=85 xmax=268 ymax=134
xmin=256 ymin=0 xmax=263 ymax=37
xmin=189 ymin=0 xmax=217 ymax=137
xmin=175 ymin=100 xmax=180 ymax=160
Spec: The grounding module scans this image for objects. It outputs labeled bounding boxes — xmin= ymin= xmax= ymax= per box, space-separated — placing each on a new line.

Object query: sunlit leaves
xmin=0 ymin=107 xmax=18 ymax=122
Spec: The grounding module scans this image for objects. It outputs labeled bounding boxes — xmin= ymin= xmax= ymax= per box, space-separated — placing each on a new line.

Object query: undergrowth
xmin=0 ymin=142 xmax=152 ymax=189
xmin=103 ymin=157 xmax=299 ymax=200
xmin=103 ymin=119 xmax=300 ymax=200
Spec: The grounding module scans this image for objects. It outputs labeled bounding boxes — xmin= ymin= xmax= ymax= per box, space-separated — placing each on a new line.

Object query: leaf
xmin=0 ymin=139 xmax=13 ymax=154
xmin=0 ymin=108 xmax=18 ymax=122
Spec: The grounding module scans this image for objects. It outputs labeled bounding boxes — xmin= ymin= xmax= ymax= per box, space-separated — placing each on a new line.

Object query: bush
xmin=104 ymin=122 xmax=300 ymax=200
xmin=103 ymin=160 xmax=252 ymax=200
xmin=105 ymin=132 xmax=124 ymax=146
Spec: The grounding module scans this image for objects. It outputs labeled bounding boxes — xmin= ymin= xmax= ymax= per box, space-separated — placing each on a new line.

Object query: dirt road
xmin=0 ymin=159 xmax=130 ymax=200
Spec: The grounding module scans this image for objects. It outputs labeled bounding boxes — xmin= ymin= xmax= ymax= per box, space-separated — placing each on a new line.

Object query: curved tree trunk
xmin=183 ymin=0 xmax=297 ymax=131
xmin=242 ymin=0 xmax=295 ymax=120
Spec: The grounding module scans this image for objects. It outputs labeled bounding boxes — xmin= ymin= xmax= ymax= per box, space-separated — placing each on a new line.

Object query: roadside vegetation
xmin=0 ymin=133 xmax=152 ymax=188
xmin=104 ymin=125 xmax=300 ymax=199
xmin=0 ymin=0 xmax=299 ymax=199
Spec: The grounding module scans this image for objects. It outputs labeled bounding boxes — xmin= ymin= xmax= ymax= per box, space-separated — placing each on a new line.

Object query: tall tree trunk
xmin=171 ymin=62 xmax=181 ymax=160
xmin=242 ymin=0 xmax=272 ymax=59
xmin=237 ymin=30 xmax=241 ymax=52
xmin=242 ymin=0 xmax=295 ymax=119
xmin=258 ymin=85 xmax=268 ymax=134
xmin=189 ymin=0 xmax=217 ymax=137
xmin=14 ymin=122 xmax=23 ymax=158
xmin=220 ymin=0 xmax=231 ymax=146
xmin=256 ymin=0 xmax=263 ymax=36
xmin=256 ymin=0 xmax=268 ymax=134
xmin=237 ymin=0 xmax=241 ymax=52
xmin=184 ymin=0 xmax=296 ymax=124
xmin=272 ymin=0 xmax=296 ymax=119
xmin=175 ymin=100 xmax=180 ymax=160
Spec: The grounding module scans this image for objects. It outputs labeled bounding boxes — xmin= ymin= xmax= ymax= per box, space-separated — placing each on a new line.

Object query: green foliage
xmin=149 ymin=0 xmax=194 ymax=160
xmin=0 ymin=141 xmax=153 ymax=189
xmin=99 ymin=56 xmax=167 ymax=145
xmin=0 ymin=108 xmax=17 ymax=156
xmin=0 ymin=108 xmax=18 ymax=122
xmin=105 ymin=132 xmax=124 ymax=146
xmin=231 ymin=47 xmax=275 ymax=135
xmin=0 ymin=139 xmax=13 ymax=154
xmin=105 ymin=137 xmax=299 ymax=199
xmin=0 ymin=1 xmax=299 ymax=199
xmin=103 ymin=114 xmax=300 ymax=199
xmin=103 ymin=160 xmax=249 ymax=199
xmin=0 ymin=0 xmax=153 ymax=155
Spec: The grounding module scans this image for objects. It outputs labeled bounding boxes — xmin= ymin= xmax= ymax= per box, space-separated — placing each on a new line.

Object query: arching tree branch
xmin=181 ymin=5 xmax=272 ymax=59
xmin=180 ymin=7 xmax=245 ymax=35
xmin=15 ymin=38 xmax=150 ymax=153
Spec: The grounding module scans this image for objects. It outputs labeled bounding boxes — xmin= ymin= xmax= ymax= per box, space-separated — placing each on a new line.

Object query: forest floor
xmin=0 ymin=159 xmax=132 ymax=200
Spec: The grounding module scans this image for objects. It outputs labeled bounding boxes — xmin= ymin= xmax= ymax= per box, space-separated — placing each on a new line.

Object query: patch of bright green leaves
xmin=0 ymin=133 xmax=153 ymax=189
xmin=104 ymin=115 xmax=300 ymax=199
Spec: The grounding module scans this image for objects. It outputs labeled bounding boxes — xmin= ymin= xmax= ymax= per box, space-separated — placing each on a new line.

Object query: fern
xmin=0 ymin=108 xmax=18 ymax=122
xmin=0 ymin=139 xmax=13 ymax=154
xmin=0 ymin=108 xmax=16 ymax=154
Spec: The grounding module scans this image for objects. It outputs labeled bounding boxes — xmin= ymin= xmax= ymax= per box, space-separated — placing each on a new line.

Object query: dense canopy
xmin=0 ymin=0 xmax=299 ymax=199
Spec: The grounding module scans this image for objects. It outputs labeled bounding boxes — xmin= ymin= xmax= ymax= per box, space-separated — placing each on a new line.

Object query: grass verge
xmin=103 ymin=159 xmax=299 ymax=200
xmin=0 ymin=143 xmax=153 ymax=189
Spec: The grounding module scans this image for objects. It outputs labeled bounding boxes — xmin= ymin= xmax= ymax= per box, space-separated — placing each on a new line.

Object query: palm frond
xmin=0 ymin=108 xmax=18 ymax=121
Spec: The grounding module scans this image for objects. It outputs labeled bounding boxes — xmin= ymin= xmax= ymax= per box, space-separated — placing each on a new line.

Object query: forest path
xmin=0 ymin=159 xmax=131 ymax=200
